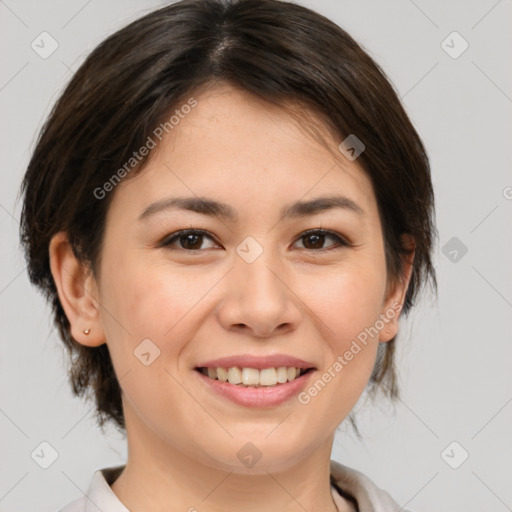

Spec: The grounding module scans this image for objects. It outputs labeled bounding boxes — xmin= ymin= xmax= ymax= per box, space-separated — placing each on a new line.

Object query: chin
xmin=191 ymin=435 xmax=318 ymax=475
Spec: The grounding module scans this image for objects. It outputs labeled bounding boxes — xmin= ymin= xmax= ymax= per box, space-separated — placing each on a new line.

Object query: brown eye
xmin=161 ymin=229 xmax=218 ymax=251
xmin=294 ymin=229 xmax=351 ymax=251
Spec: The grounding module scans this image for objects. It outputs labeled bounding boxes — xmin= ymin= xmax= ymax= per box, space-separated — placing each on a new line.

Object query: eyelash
xmin=159 ymin=228 xmax=352 ymax=253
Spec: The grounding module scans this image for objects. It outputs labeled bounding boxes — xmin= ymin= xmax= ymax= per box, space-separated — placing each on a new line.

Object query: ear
xmin=379 ymin=234 xmax=415 ymax=343
xmin=49 ymin=232 xmax=105 ymax=347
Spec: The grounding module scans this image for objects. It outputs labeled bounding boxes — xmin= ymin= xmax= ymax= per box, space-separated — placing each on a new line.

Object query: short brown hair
xmin=19 ymin=0 xmax=437 ymax=433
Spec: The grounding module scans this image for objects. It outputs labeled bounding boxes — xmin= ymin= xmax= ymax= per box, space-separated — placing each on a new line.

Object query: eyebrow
xmin=138 ymin=195 xmax=365 ymax=222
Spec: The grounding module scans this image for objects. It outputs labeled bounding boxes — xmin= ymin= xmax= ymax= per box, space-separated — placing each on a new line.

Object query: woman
xmin=19 ymin=0 xmax=437 ymax=510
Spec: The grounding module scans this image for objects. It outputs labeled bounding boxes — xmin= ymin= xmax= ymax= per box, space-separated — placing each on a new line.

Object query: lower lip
xmin=195 ymin=370 xmax=314 ymax=408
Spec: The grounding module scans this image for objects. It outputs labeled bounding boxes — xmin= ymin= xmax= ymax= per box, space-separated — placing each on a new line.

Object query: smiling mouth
xmin=195 ymin=366 xmax=314 ymax=387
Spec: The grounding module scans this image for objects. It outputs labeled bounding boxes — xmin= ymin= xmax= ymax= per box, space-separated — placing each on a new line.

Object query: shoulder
xmin=57 ymin=496 xmax=86 ymax=512
xmin=330 ymin=460 xmax=412 ymax=512
xmin=56 ymin=464 xmax=127 ymax=512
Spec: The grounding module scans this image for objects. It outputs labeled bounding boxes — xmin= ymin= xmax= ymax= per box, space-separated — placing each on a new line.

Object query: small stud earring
xmin=83 ymin=328 xmax=91 ymax=335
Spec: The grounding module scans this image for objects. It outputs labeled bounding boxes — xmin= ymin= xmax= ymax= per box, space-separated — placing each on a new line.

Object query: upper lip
xmin=196 ymin=354 xmax=316 ymax=370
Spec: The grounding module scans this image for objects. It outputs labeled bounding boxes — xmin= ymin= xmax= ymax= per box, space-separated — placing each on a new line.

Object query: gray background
xmin=1 ymin=0 xmax=511 ymax=511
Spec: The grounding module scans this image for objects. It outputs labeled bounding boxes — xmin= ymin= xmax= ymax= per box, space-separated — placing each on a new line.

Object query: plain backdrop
xmin=1 ymin=1 xmax=511 ymax=511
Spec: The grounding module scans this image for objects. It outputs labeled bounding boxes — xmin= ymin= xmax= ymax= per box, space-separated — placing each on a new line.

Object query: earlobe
xmin=48 ymin=232 xmax=105 ymax=347
xmin=379 ymin=234 xmax=415 ymax=343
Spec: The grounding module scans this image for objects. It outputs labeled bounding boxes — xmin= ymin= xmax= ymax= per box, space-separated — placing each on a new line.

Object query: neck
xmin=110 ymin=405 xmax=350 ymax=512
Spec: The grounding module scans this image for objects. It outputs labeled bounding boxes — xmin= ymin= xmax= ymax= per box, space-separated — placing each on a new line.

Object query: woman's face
xmin=82 ymin=84 xmax=409 ymax=472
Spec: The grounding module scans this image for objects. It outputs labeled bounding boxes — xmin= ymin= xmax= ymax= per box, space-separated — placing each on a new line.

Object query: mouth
xmin=195 ymin=366 xmax=314 ymax=388
xmin=193 ymin=355 xmax=317 ymax=407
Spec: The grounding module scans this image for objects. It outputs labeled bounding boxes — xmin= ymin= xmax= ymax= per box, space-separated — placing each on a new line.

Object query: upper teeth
xmin=200 ymin=367 xmax=305 ymax=387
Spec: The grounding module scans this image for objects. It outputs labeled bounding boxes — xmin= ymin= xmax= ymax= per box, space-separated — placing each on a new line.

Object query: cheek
xmin=305 ymin=259 xmax=387 ymax=347
xmin=296 ymin=265 xmax=385 ymax=421
xmin=102 ymin=264 xmax=184 ymax=340
xmin=99 ymin=254 xmax=222 ymax=358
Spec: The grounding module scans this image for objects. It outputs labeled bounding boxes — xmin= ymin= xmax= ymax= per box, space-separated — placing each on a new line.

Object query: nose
xmin=216 ymin=252 xmax=301 ymax=339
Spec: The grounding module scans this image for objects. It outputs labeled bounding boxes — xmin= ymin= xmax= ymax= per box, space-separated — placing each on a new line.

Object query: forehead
xmin=109 ymin=84 xmax=378 ymax=223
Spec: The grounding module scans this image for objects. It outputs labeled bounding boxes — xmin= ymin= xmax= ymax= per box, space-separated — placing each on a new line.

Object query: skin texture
xmin=49 ymin=84 xmax=413 ymax=512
